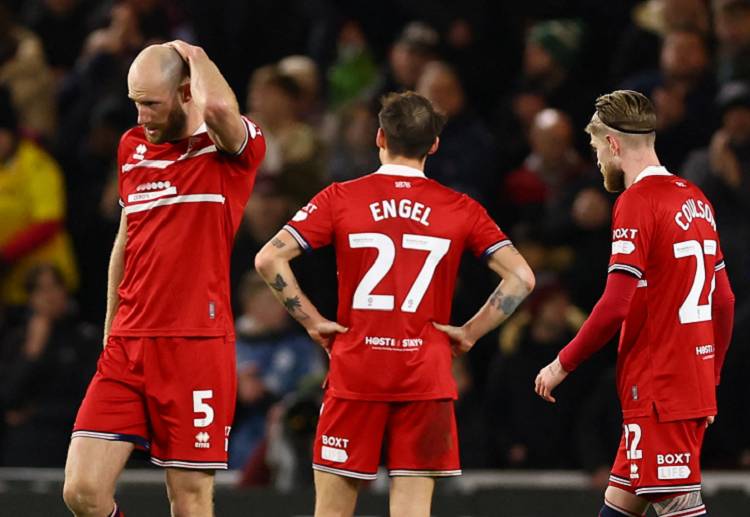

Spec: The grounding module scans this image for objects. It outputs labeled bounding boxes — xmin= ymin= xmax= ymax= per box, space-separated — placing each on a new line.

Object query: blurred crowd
xmin=0 ymin=0 xmax=748 ymax=491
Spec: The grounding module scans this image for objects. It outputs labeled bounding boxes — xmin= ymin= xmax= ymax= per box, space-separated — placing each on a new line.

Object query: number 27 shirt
xmin=284 ymin=164 xmax=510 ymax=401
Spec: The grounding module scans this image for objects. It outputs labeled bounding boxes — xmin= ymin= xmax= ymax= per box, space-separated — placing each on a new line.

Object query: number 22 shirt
xmin=608 ymin=166 xmax=725 ymax=422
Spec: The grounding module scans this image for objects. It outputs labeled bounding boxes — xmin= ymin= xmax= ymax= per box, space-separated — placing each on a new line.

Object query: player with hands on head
xmin=63 ymin=40 xmax=265 ymax=517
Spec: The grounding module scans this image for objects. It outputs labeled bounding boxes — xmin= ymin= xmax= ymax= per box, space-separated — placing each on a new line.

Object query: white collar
xmin=373 ymin=164 xmax=426 ymax=178
xmin=633 ymin=165 xmax=671 ymax=184
xmin=192 ymin=122 xmax=207 ymax=136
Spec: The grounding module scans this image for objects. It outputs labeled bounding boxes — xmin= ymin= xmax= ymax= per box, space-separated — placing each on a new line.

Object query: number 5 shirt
xmin=607 ymin=166 xmax=724 ymax=422
xmin=284 ymin=164 xmax=510 ymax=401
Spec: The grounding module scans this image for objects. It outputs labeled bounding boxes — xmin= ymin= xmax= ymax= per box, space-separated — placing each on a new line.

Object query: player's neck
xmin=622 ymin=148 xmax=661 ymax=189
xmin=380 ymin=152 xmax=426 ymax=172
xmin=182 ymin=110 xmax=205 ymax=140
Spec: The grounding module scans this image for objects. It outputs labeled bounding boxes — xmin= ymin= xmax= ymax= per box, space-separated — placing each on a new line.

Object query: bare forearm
xmin=463 ymin=277 xmax=531 ymax=343
xmin=183 ymin=47 xmax=238 ymax=120
xmin=256 ymin=257 xmax=325 ymax=328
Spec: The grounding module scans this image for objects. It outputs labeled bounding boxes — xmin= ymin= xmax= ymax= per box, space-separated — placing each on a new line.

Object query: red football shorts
xmin=608 ymin=408 xmax=707 ymax=500
xmin=312 ymin=392 xmax=461 ymax=480
xmin=72 ymin=336 xmax=236 ymax=469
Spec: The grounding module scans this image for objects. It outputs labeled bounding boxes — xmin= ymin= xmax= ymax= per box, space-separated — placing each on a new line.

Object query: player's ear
xmin=376 ymin=127 xmax=386 ymax=150
xmin=606 ymin=134 xmax=619 ymax=156
xmin=179 ymin=81 xmax=192 ymax=103
xmin=427 ymin=136 xmax=439 ymax=155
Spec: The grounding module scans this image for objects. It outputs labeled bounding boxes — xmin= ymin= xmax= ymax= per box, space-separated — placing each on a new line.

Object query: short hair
xmin=585 ymin=90 xmax=656 ymax=144
xmin=378 ymin=91 xmax=446 ymax=159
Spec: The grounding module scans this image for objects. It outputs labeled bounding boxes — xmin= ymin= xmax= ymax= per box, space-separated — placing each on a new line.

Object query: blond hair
xmin=585 ymin=90 xmax=656 ymax=146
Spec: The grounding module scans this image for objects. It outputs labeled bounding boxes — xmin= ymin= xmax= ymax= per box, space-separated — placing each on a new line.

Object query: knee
xmin=168 ymin=483 xmax=212 ymax=517
xmin=63 ymin=477 xmax=111 ymax=516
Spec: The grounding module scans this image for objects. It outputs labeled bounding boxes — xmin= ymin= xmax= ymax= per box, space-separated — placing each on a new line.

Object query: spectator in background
xmin=326 ymin=21 xmax=379 ymax=109
xmin=713 ymin=0 xmax=750 ymax=83
xmin=374 ymin=21 xmax=439 ymax=98
xmin=246 ymin=65 xmax=326 ymax=206
xmin=0 ymin=87 xmax=77 ymax=308
xmin=0 ymin=264 xmax=98 ymax=467
xmin=622 ymin=29 xmax=716 ymax=169
xmin=417 ymin=60 xmax=496 ymax=204
xmin=0 ymin=4 xmax=56 ymax=139
xmin=610 ymin=0 xmax=710 ymax=85
xmin=279 ymin=55 xmax=324 ymax=126
xmin=501 ymin=108 xmax=587 ymax=235
xmin=494 ymin=19 xmax=591 ymax=169
xmin=230 ymin=271 xmax=323 ymax=469
xmin=328 ymin=100 xmax=379 ymax=181
xmin=23 ymin=0 xmax=89 ymax=76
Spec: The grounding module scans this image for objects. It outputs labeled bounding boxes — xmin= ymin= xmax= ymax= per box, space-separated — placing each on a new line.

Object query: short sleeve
xmin=608 ymin=191 xmax=653 ymax=279
xmin=225 ymin=116 xmax=266 ymax=170
xmin=283 ymin=184 xmax=336 ymax=251
xmin=464 ymin=197 xmax=512 ymax=258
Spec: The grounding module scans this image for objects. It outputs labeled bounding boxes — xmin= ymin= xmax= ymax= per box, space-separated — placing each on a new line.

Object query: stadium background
xmin=0 ymin=0 xmax=748 ymax=515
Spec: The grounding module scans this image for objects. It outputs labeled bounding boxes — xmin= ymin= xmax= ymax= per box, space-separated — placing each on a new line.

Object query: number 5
xmin=193 ymin=390 xmax=214 ymax=428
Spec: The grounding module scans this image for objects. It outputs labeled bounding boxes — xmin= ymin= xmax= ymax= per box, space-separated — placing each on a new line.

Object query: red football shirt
xmin=110 ymin=117 xmax=265 ymax=337
xmin=608 ymin=166 xmax=724 ymax=422
xmin=284 ymin=164 xmax=510 ymax=401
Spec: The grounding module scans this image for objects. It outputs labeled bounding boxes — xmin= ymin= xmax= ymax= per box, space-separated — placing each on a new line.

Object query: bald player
xmin=63 ymin=41 xmax=265 ymax=517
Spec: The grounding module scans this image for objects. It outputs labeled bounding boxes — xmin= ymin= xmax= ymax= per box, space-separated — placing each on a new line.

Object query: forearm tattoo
xmin=488 ymin=286 xmax=524 ymax=315
xmin=271 ymin=238 xmax=286 ymax=248
xmin=270 ymin=274 xmax=287 ymax=292
xmin=283 ymin=295 xmax=310 ymax=320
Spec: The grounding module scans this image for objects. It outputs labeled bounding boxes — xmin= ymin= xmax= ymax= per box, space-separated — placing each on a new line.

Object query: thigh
xmin=65 ymin=436 xmax=134 ymax=494
xmin=385 ymin=399 xmax=460 ymax=477
xmin=72 ymin=337 xmax=150 ymax=448
xmin=610 ymin=414 xmax=706 ymax=500
xmin=312 ymin=393 xmax=388 ymax=480
xmin=145 ymin=336 xmax=236 ymax=469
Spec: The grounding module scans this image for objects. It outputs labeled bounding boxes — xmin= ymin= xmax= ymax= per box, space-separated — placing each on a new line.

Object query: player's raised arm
xmin=255 ymin=229 xmax=348 ymax=353
xmin=433 ymin=245 xmax=535 ymax=356
xmin=165 ymin=40 xmax=246 ymax=154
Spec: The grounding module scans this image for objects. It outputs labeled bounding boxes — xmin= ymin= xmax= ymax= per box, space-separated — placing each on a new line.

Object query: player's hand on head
xmin=534 ymin=356 xmax=568 ymax=403
xmin=432 ymin=322 xmax=474 ymax=356
xmin=307 ymin=319 xmax=348 ymax=355
xmin=163 ymin=40 xmax=200 ymax=62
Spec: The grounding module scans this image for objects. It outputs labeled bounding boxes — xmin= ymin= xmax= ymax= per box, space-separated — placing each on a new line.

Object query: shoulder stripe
xmin=608 ymin=264 xmax=643 ymax=279
xmin=715 ymin=260 xmax=726 ymax=272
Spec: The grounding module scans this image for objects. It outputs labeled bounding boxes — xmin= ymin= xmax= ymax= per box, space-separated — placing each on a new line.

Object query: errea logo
xmin=133 ymin=144 xmax=147 ymax=160
xmin=195 ymin=432 xmax=210 ymax=449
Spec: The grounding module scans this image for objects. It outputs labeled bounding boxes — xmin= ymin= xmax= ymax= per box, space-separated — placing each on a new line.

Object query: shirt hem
xmin=109 ymin=328 xmax=229 ymax=337
xmin=326 ymin=387 xmax=457 ymax=401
